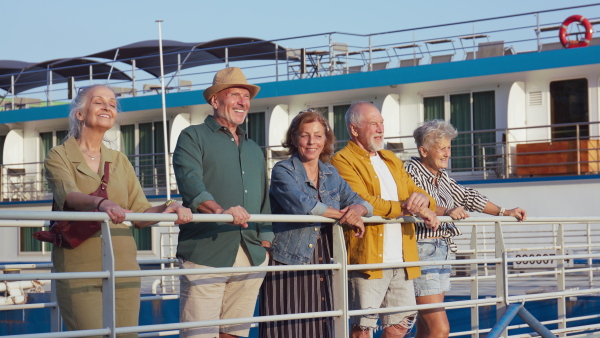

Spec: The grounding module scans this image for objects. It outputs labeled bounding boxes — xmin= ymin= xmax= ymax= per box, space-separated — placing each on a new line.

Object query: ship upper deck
xmin=0 ymin=4 xmax=599 ymax=123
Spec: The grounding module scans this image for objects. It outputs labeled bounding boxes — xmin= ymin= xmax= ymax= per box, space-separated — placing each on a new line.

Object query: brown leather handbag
xmin=33 ymin=162 xmax=111 ymax=249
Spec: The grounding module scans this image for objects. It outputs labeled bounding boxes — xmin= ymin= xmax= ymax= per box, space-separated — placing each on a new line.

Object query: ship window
xmin=424 ymin=91 xmax=496 ymax=172
xmin=333 ymin=104 xmax=351 ymax=150
xmin=306 ymin=105 xmax=351 ymax=150
xmin=246 ymin=112 xmax=266 ymax=152
xmin=550 ymin=78 xmax=588 ymax=140
xmin=121 ymin=122 xmax=170 ymax=251
xmin=424 ymin=96 xmax=444 ymax=120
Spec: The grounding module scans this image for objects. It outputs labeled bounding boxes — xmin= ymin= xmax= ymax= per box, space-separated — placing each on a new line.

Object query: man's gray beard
xmin=368 ymin=140 xmax=384 ymax=153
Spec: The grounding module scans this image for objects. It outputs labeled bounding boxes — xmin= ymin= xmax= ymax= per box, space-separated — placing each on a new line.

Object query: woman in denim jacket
xmin=259 ymin=109 xmax=373 ymax=338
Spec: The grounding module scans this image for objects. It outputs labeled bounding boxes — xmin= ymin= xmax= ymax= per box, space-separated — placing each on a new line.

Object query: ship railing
xmin=2 ymin=119 xmax=600 ymax=204
xmin=1 ymin=212 xmax=600 ymax=337
xmin=1 ymin=4 xmax=599 ymax=108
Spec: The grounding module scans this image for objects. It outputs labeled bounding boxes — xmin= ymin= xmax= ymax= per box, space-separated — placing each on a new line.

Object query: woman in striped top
xmin=405 ymin=119 xmax=527 ymax=338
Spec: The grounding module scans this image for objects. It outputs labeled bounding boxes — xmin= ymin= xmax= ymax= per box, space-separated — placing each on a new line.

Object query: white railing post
xmin=101 ymin=220 xmax=117 ymax=338
xmin=494 ymin=221 xmax=509 ymax=338
xmin=49 ymin=278 xmax=61 ymax=332
xmin=587 ymin=222 xmax=594 ymax=289
xmin=469 ymin=224 xmax=480 ymax=338
xmin=556 ymin=222 xmax=567 ymax=336
xmin=331 ymin=222 xmax=349 ymax=337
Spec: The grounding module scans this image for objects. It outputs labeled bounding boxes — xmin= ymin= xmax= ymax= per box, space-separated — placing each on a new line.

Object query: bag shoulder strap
xmin=101 ymin=161 xmax=111 ymax=184
xmin=52 ymin=161 xmax=112 ymax=210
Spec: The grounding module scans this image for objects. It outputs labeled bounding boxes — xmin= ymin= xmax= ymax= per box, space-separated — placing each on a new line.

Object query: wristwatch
xmin=165 ymin=199 xmax=177 ymax=207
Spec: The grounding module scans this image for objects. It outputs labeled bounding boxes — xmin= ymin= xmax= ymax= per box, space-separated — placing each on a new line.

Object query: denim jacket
xmin=269 ymin=155 xmax=373 ymax=265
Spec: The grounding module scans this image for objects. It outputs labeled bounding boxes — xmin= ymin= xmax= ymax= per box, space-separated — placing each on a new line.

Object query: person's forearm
xmin=482 ymin=201 xmax=502 ymax=215
xmin=322 ymin=207 xmax=343 ymax=219
xmin=197 ymin=200 xmax=224 ymax=214
xmin=435 ymin=205 xmax=447 ymax=216
xmin=65 ymin=192 xmax=106 ymax=211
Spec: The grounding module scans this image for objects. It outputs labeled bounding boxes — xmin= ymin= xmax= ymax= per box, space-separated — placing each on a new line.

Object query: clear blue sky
xmin=3 ymin=0 xmax=598 ymax=62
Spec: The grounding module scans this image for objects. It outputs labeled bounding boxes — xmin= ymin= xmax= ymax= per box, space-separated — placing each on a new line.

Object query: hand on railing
xmin=339 ymin=205 xmax=367 ymax=238
xmin=445 ymin=206 xmax=470 ymax=220
xmin=505 ymin=207 xmax=527 ymax=222
xmin=416 ymin=208 xmax=440 ymax=232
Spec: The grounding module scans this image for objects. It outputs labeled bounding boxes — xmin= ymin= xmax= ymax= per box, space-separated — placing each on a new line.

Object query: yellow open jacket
xmin=330 ymin=140 xmax=436 ymax=280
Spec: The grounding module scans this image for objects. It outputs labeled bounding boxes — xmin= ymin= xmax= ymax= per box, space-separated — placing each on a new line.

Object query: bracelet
xmin=165 ymin=199 xmax=177 ymax=207
xmin=96 ymin=198 xmax=108 ymax=210
xmin=443 ymin=208 xmax=450 ymax=216
xmin=498 ymin=207 xmax=506 ymax=216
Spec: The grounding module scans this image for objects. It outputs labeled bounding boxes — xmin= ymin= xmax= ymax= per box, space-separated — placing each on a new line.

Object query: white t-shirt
xmin=371 ymin=154 xmax=403 ymax=263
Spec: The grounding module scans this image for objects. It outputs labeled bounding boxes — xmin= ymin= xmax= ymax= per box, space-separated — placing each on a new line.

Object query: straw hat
xmin=202 ymin=67 xmax=260 ymax=103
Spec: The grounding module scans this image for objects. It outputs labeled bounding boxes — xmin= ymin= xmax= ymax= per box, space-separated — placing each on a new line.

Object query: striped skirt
xmin=259 ymin=227 xmax=334 ymax=338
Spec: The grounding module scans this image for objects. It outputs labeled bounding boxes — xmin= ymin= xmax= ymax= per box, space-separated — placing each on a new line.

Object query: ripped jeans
xmin=349 ymin=268 xmax=417 ymax=331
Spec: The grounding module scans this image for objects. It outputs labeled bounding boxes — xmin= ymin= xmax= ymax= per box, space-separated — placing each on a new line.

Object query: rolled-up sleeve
xmin=173 ymin=128 xmax=215 ymax=211
xmin=449 ymin=178 xmax=487 ymax=212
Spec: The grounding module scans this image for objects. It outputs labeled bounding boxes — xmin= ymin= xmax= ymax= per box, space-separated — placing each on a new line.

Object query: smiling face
xmin=294 ymin=121 xmax=326 ymax=164
xmin=210 ymin=87 xmax=251 ymax=131
xmin=77 ymin=86 xmax=117 ymax=132
xmin=420 ymin=137 xmax=452 ymax=174
xmin=350 ymin=105 xmax=385 ymax=156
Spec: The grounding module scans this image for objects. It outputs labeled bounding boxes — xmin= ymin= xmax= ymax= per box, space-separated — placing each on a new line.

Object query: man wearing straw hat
xmin=173 ymin=67 xmax=273 ymax=338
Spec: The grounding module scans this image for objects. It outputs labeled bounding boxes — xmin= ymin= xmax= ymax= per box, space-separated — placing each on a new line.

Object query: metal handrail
xmin=1 ymin=213 xmax=600 ymax=337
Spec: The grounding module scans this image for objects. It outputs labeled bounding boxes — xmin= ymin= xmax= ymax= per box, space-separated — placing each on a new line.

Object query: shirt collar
xmin=345 ymin=140 xmax=393 ymax=161
xmin=410 ymin=156 xmax=444 ymax=180
xmin=291 ymin=154 xmax=333 ymax=177
xmin=64 ymin=136 xmax=115 ymax=163
xmin=204 ymin=115 xmax=248 ymax=140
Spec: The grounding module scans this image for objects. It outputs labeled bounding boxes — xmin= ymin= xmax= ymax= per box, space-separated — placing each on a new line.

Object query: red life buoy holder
xmin=559 ymin=15 xmax=593 ymax=48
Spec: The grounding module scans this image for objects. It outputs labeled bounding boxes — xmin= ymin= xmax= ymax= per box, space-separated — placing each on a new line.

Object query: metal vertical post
xmin=50 ymin=276 xmax=61 ymax=332
xmin=329 ymin=35 xmax=334 ymax=76
xmin=131 ymin=60 xmax=137 ymax=97
xmin=536 ymin=14 xmax=541 ymax=52
xmin=225 ymin=48 xmax=229 ymax=68
xmin=10 ymin=76 xmax=14 ymax=110
xmin=556 ymin=222 xmax=567 ymax=335
xmin=275 ymin=43 xmax=279 ymax=81
xmin=587 ymin=222 xmax=593 ymax=288
xmin=331 ymin=222 xmax=349 ymax=337
xmin=301 ymin=48 xmax=307 ymax=79
xmin=47 ymin=67 xmax=53 ymax=106
xmin=576 ymin=125 xmax=581 ymax=175
xmin=177 ymin=54 xmax=182 ymax=91
xmin=156 ymin=20 xmax=172 ymax=200
xmin=504 ymin=129 xmax=509 ymax=179
xmin=101 ymin=220 xmax=116 ymax=338
xmin=470 ymin=224 xmax=480 ymax=338
xmin=494 ymin=221 xmax=509 ymax=338
xmin=368 ymin=36 xmax=373 ymax=71
xmin=472 ymin=23 xmax=477 ymax=60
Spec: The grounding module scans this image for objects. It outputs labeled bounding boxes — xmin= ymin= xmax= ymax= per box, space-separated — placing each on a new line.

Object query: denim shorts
xmin=349 ymin=268 xmax=417 ymax=329
xmin=413 ymin=238 xmax=452 ymax=297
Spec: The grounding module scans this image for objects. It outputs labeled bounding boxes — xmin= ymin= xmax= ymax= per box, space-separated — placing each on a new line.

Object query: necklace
xmin=77 ymin=142 xmax=100 ymax=160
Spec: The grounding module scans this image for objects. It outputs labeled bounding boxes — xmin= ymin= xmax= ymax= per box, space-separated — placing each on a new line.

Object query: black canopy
xmin=0 ymin=58 xmax=131 ymax=94
xmin=0 ymin=37 xmax=294 ymax=93
xmin=87 ymin=37 xmax=292 ymax=77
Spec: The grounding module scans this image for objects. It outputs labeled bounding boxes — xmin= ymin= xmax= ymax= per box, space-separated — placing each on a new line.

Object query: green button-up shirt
xmin=173 ymin=115 xmax=273 ymax=267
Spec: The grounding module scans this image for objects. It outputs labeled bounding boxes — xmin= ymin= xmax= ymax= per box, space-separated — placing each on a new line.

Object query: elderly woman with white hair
xmin=405 ymin=119 xmax=526 ymax=338
xmin=44 ymin=84 xmax=192 ymax=337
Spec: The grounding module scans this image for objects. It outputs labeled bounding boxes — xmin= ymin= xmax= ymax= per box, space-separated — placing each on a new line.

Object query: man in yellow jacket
xmin=330 ymin=101 xmax=440 ymax=338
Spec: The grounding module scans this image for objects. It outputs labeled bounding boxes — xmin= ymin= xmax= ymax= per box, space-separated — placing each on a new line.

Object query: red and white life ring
xmin=559 ymin=15 xmax=593 ymax=48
